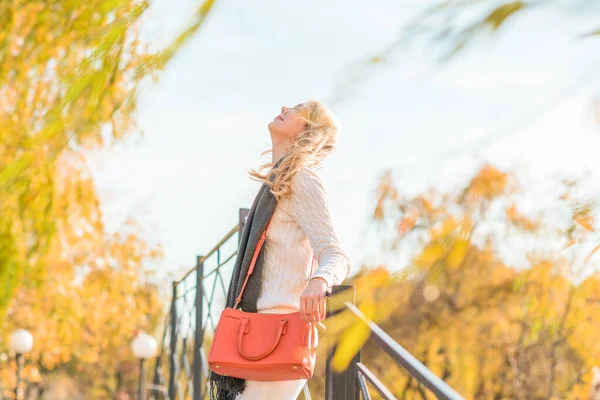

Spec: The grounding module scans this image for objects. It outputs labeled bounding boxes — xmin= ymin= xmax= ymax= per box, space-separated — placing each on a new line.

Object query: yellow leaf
xmin=415 ymin=243 xmax=445 ymax=268
xmin=575 ymin=217 xmax=594 ymax=232
xmin=323 ymin=309 xmax=358 ymax=338
xmin=439 ymin=218 xmax=458 ymax=237
xmin=506 ymin=204 xmax=517 ymax=221
xmin=467 ymin=165 xmax=508 ymax=199
xmin=582 ymin=27 xmax=600 ymax=37
xmin=397 ymin=209 xmax=419 ymax=234
xmin=352 ymin=266 xmax=390 ymax=292
xmin=585 ymin=244 xmax=600 ymax=263
xmin=0 ymin=153 xmax=34 ymax=188
xmin=199 ymin=0 xmax=216 ymax=15
xmin=484 ymin=1 xmax=526 ymax=30
xmin=331 ymin=302 xmax=376 ymax=372
xmin=447 ymin=239 xmax=468 ymax=269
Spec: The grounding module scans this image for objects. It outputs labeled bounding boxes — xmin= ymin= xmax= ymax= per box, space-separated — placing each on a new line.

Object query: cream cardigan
xmin=256 ymin=166 xmax=352 ymax=314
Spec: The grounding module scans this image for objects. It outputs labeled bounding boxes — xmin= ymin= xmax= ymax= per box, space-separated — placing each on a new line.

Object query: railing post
xmin=150 ymin=353 xmax=161 ymax=400
xmin=238 ymin=208 xmax=249 ymax=245
xmin=325 ymin=285 xmax=359 ymax=400
xmin=193 ymin=256 xmax=204 ymax=400
xmin=168 ymin=282 xmax=178 ymax=400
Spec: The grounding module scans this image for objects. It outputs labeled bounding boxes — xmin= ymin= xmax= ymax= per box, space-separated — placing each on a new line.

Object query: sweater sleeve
xmin=289 ymin=167 xmax=352 ymax=287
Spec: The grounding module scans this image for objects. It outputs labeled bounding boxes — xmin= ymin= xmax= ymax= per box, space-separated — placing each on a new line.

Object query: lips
xmin=276 ymin=115 xmax=283 ymax=121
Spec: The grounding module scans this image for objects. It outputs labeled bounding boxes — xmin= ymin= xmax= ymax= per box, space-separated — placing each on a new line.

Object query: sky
xmin=87 ymin=0 xmax=600 ymax=283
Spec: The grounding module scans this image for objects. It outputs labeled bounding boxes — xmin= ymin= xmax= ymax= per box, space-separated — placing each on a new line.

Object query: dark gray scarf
xmin=208 ymin=155 xmax=286 ymax=400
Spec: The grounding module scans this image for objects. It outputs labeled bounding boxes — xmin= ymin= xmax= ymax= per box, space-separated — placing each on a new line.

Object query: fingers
xmin=319 ymin=299 xmax=326 ymax=322
xmin=311 ymin=292 xmax=324 ymax=323
xmin=300 ymin=294 xmax=326 ymax=324
xmin=309 ymin=297 xmax=316 ymax=321
xmin=305 ymin=295 xmax=325 ymax=323
xmin=299 ymin=294 xmax=307 ymax=322
xmin=304 ymin=297 xmax=316 ymax=323
xmin=300 ymin=295 xmax=312 ymax=323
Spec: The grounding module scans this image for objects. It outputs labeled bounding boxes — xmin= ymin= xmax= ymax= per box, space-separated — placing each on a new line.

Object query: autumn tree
xmin=0 ymin=0 xmax=214 ymax=319
xmin=328 ymin=165 xmax=600 ymax=399
xmin=0 ymin=0 xmax=214 ymax=397
xmin=0 ymin=151 xmax=164 ymax=398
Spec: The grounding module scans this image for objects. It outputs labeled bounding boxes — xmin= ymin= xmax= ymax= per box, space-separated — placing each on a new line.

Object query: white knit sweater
xmin=256 ymin=166 xmax=352 ymax=314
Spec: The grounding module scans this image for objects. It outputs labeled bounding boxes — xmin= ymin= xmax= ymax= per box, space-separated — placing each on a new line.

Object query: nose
xmin=281 ymin=106 xmax=289 ymax=113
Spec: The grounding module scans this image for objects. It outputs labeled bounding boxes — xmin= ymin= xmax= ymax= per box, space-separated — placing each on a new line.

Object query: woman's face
xmin=268 ymin=103 xmax=307 ymax=140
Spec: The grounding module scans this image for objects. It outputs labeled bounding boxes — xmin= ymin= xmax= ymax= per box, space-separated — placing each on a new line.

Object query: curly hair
xmin=247 ymin=99 xmax=341 ymax=201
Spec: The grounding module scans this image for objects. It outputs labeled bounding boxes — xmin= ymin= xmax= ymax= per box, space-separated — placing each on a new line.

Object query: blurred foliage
xmin=315 ymin=165 xmax=600 ymax=399
xmin=404 ymin=0 xmax=599 ymax=58
xmin=328 ymin=0 xmax=599 ymax=107
xmin=0 ymin=0 xmax=214 ymax=320
xmin=1 ymin=169 xmax=163 ymax=397
xmin=0 ymin=0 xmax=215 ymax=397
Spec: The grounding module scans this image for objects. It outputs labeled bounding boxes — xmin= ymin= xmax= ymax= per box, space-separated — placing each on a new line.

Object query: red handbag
xmin=207 ymin=219 xmax=318 ymax=381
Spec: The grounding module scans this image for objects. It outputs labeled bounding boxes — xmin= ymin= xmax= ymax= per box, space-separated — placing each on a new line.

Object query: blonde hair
xmin=247 ymin=99 xmax=341 ymax=201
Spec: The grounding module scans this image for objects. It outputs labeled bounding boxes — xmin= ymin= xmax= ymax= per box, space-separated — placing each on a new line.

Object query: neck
xmin=271 ymin=137 xmax=289 ymax=166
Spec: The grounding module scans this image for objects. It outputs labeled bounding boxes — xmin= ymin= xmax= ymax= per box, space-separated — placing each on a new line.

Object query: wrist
xmin=310 ymin=276 xmax=329 ymax=287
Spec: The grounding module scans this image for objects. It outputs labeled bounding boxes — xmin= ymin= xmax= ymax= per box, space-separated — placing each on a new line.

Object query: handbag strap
xmin=234 ymin=218 xmax=318 ymax=309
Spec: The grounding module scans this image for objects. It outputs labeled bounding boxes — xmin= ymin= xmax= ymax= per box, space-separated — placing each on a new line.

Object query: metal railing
xmin=325 ymin=286 xmax=464 ymax=400
xmin=149 ymin=209 xmax=246 ymax=400
xmin=150 ymin=208 xmax=464 ymax=400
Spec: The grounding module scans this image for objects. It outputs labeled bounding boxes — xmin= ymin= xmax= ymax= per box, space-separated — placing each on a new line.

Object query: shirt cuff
xmin=310 ymin=269 xmax=337 ymax=288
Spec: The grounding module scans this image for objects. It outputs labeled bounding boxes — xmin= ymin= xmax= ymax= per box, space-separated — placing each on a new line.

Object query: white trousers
xmin=234 ymin=378 xmax=307 ymax=400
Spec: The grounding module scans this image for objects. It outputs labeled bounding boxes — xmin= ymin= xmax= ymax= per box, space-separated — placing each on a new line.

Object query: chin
xmin=267 ymin=121 xmax=279 ymax=133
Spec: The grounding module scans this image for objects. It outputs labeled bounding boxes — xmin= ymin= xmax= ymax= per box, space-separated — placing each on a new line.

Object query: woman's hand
xmin=300 ymin=277 xmax=328 ymax=324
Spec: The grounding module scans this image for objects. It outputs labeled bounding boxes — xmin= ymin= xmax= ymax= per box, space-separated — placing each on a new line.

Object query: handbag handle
xmin=237 ymin=318 xmax=288 ymax=361
xmin=234 ymin=218 xmax=317 ymax=309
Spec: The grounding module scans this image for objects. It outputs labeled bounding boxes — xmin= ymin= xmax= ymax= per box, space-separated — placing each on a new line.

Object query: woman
xmin=212 ymin=99 xmax=352 ymax=400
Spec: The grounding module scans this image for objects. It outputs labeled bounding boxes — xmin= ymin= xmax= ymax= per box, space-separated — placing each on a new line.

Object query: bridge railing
xmin=149 ymin=208 xmax=464 ymax=400
xmin=149 ymin=209 xmax=244 ymax=400
xmin=325 ymin=286 xmax=464 ymax=400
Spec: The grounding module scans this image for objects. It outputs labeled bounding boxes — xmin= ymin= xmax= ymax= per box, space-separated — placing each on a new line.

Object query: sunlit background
xmin=91 ymin=0 xmax=600 ymax=279
xmin=1 ymin=0 xmax=600 ymax=398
